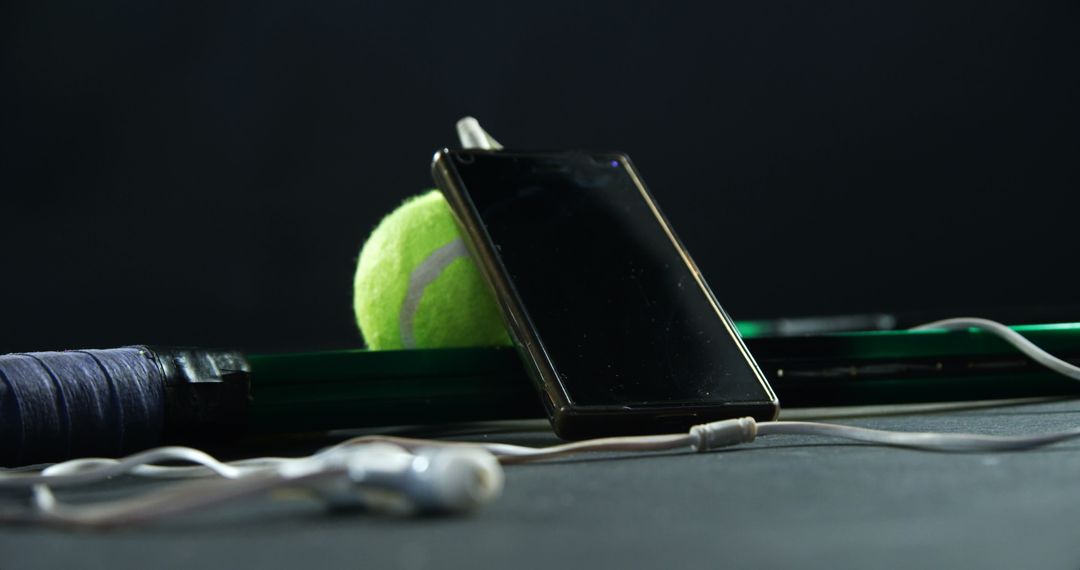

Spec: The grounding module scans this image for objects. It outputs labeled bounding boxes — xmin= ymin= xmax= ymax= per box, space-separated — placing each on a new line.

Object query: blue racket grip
xmin=0 ymin=347 xmax=249 ymax=466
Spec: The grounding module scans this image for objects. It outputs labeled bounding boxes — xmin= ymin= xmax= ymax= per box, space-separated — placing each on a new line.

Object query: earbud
xmin=306 ymin=443 xmax=504 ymax=514
xmin=391 ymin=447 xmax=504 ymax=512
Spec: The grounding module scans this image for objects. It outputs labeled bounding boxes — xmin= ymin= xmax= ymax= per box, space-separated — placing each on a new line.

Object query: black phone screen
xmin=450 ymin=152 xmax=771 ymax=408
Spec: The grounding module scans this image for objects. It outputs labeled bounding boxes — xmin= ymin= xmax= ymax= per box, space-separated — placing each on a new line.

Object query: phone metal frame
xmin=432 ymin=149 xmax=779 ymax=439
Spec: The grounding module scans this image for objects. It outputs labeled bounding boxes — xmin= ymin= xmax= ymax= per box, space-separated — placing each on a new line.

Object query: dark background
xmin=2 ymin=2 xmax=1078 ymax=354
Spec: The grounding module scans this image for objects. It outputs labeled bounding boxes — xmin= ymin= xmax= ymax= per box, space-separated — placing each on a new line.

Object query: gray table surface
xmin=3 ymin=397 xmax=1080 ymax=570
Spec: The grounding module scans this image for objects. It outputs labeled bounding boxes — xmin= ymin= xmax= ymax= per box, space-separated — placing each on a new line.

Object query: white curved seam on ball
xmin=399 ymin=237 xmax=470 ymax=348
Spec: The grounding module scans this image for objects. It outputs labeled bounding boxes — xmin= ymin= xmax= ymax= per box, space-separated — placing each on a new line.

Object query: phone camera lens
xmin=588 ymin=155 xmax=620 ymax=168
xmin=455 ymin=153 xmax=476 ymax=165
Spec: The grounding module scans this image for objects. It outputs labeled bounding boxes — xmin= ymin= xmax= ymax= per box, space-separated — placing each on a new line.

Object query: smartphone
xmin=431 ymin=149 xmax=779 ymax=438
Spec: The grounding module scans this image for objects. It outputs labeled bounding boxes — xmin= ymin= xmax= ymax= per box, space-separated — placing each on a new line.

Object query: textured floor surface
xmin=3 ymin=397 xmax=1080 ymax=570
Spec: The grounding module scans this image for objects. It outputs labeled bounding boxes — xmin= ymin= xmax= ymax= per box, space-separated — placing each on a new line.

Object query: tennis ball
xmin=353 ymin=190 xmax=512 ymax=350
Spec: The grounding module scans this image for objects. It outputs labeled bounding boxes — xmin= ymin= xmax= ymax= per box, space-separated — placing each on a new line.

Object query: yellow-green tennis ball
xmin=353 ymin=190 xmax=512 ymax=350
